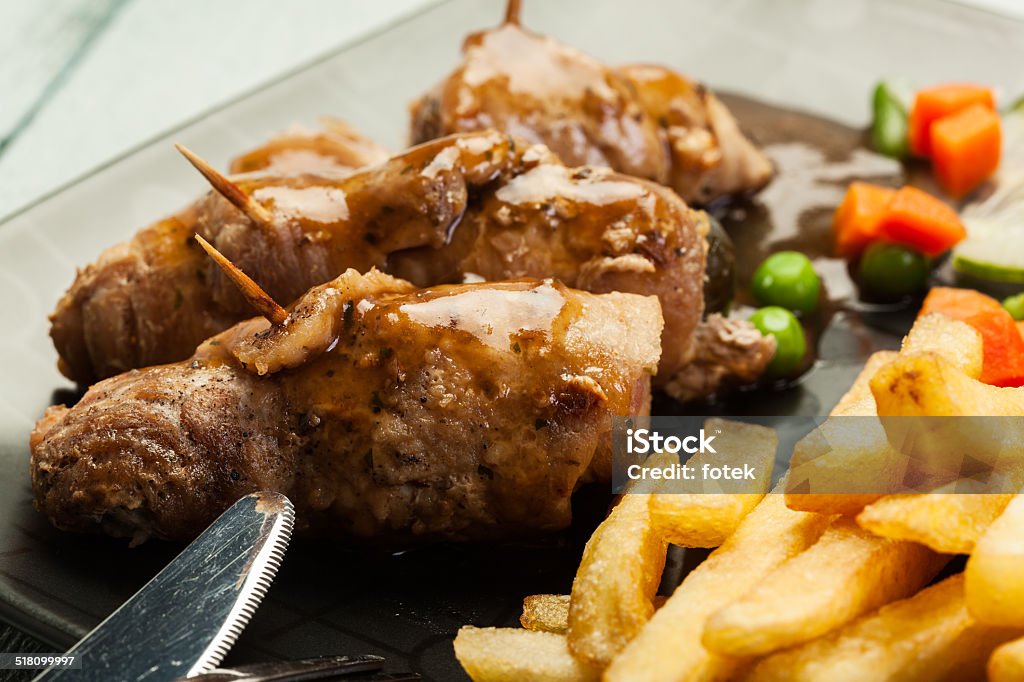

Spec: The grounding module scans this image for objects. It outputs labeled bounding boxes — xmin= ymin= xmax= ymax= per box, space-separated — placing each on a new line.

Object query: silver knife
xmin=35 ymin=492 xmax=295 ymax=682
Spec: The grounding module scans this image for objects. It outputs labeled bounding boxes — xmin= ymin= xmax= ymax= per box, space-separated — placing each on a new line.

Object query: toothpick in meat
xmin=504 ymin=0 xmax=521 ymax=25
xmin=193 ymin=234 xmax=288 ymax=326
xmin=175 ymin=143 xmax=275 ymax=226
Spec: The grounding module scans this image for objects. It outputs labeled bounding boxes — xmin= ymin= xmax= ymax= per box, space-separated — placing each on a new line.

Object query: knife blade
xmin=35 ymin=491 xmax=295 ymax=682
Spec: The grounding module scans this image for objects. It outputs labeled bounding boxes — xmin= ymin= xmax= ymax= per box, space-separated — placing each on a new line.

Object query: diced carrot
xmin=931 ymin=103 xmax=1001 ymax=198
xmin=918 ymin=287 xmax=1024 ymax=387
xmin=919 ymin=286 xmax=1005 ymax=320
xmin=965 ymin=309 xmax=1024 ymax=387
xmin=878 ymin=186 xmax=966 ymax=256
xmin=908 ymin=84 xmax=995 ymax=157
xmin=833 ymin=182 xmax=896 ymax=257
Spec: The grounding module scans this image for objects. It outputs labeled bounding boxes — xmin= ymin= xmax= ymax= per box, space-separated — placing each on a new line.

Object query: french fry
xmin=650 ymin=494 xmax=762 ymax=548
xmin=869 ymin=350 xmax=1024 ymax=484
xmin=831 ymin=315 xmax=978 ymax=418
xmin=649 ymin=418 xmax=777 ymax=547
xmin=830 ymin=350 xmax=899 ymax=416
xmin=604 ymin=485 xmax=832 ymax=682
xmin=858 ymin=491 xmax=1013 ymax=554
xmin=453 ymin=627 xmax=598 ymax=682
xmin=702 ymin=518 xmax=947 ymax=657
xmin=856 ymin=348 xmax=1024 ymax=553
xmin=966 ymin=494 xmax=1024 ymax=626
xmin=990 ymin=636 xmax=1024 ymax=682
xmin=870 ymin=352 xmax=1024 ymax=417
xmin=898 ymin=312 xmax=983 ymax=379
xmin=746 ymin=574 xmax=1023 ymax=682
xmin=521 ymin=594 xmax=666 ymax=635
xmin=521 ymin=594 xmax=571 ymax=634
xmin=567 ymin=492 xmax=667 ymax=667
xmin=785 ymin=352 xmax=902 ymax=517
xmin=785 ymin=412 xmax=908 ymax=516
xmin=787 ymin=314 xmax=983 ymax=517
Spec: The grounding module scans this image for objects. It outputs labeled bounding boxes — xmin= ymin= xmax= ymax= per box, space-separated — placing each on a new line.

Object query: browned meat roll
xmin=33 ymin=270 xmax=662 ymax=544
xmin=50 ymin=130 xmax=772 ymax=401
xmin=230 ymin=117 xmax=388 ymax=175
xmin=408 ymin=5 xmax=774 ymax=205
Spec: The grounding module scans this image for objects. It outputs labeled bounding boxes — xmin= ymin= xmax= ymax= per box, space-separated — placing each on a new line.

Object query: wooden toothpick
xmin=194 ymin=234 xmax=288 ymax=325
xmin=176 ymin=143 xmax=274 ymax=226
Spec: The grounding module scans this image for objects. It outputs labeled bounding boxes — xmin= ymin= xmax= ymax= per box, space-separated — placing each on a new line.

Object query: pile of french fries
xmin=454 ymin=314 xmax=1024 ymax=681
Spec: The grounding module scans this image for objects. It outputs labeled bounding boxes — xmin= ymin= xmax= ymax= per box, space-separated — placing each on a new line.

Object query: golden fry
xmin=567 ymin=493 xmax=667 ymax=667
xmin=857 ymin=492 xmax=1013 ymax=554
xmin=520 ymin=594 xmax=665 ymax=635
xmin=989 ymin=635 xmax=1024 ymax=682
xmin=967 ymin=495 xmax=1024 ymax=626
xmin=649 ymin=418 xmax=777 ymax=547
xmin=788 ymin=314 xmax=982 ymax=518
xmin=703 ymin=518 xmax=946 ymax=656
xmin=788 ymin=315 xmax=983 ymax=517
xmin=785 ymin=413 xmax=908 ymax=516
xmin=453 ymin=627 xmax=598 ymax=682
xmin=856 ymin=343 xmax=1024 ymax=553
xmin=746 ymin=574 xmax=1022 ymax=682
xmin=521 ymin=594 xmax=571 ymax=634
xmin=830 ymin=350 xmax=899 ymax=416
xmin=870 ymin=352 xmax=1024 ymax=417
xmin=604 ymin=486 xmax=832 ymax=682
xmin=785 ymin=352 xmax=902 ymax=516
xmin=898 ymin=312 xmax=983 ymax=379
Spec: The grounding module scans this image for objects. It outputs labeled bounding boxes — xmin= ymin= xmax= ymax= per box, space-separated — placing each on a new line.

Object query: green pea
xmin=751 ymin=251 xmax=821 ymax=314
xmin=858 ymin=242 xmax=930 ymax=299
xmin=871 ymin=82 xmax=909 ymax=159
xmin=750 ymin=306 xmax=807 ymax=377
xmin=1003 ymin=293 xmax=1024 ymax=321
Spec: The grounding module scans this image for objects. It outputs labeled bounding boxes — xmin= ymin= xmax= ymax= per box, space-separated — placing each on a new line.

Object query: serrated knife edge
xmin=34 ymin=492 xmax=296 ymax=682
xmin=188 ymin=496 xmax=295 ymax=677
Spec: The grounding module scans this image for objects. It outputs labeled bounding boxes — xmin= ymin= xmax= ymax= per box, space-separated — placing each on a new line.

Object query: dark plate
xmin=1 ymin=0 xmax=1022 ymax=679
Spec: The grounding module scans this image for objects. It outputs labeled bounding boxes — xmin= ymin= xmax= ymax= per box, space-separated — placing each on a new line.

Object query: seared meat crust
xmin=51 ymin=131 xmax=759 ymax=401
xmin=229 ymin=118 xmax=388 ymax=175
xmin=662 ymin=314 xmax=777 ymax=402
xmin=34 ymin=271 xmax=663 ymax=543
xmin=409 ymin=22 xmax=773 ymax=205
xmin=618 ymin=65 xmax=775 ymax=206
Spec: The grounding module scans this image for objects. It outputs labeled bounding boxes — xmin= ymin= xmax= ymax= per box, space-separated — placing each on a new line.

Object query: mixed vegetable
xmin=873 ymin=81 xmax=1002 ymax=199
xmin=835 ymin=80 xmax=1022 ymax=300
xmin=749 ymin=306 xmax=806 ymax=378
xmin=1003 ymin=292 xmax=1024 ymax=321
xmin=744 ymin=79 xmax=1021 ymax=386
xmin=857 ymin=242 xmax=929 ymax=299
xmin=833 ymin=182 xmax=965 ymax=298
xmin=919 ymin=287 xmax=1024 ymax=388
xmin=930 ymin=100 xmax=1001 ymax=198
xmin=953 ymin=106 xmax=1024 ymax=286
xmin=741 ymin=249 xmax=819 ymax=378
xmin=870 ymin=82 xmax=910 ymax=159
xmin=751 ymin=251 xmax=820 ymax=314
